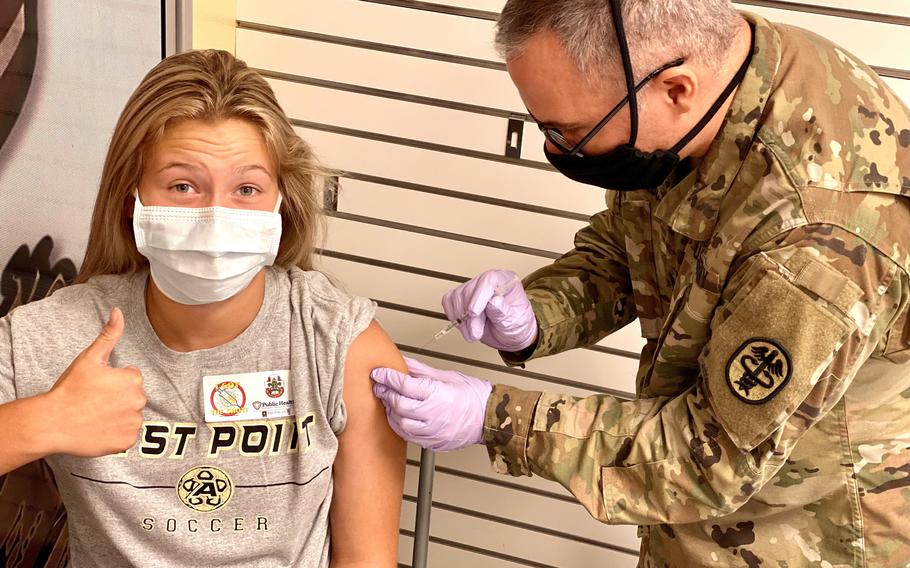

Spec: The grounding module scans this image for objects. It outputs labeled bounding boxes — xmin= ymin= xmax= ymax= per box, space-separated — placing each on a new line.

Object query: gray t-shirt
xmin=0 ymin=267 xmax=376 ymax=567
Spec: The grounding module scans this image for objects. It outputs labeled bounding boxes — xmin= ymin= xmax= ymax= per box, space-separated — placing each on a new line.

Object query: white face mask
xmin=132 ymin=192 xmax=283 ymax=305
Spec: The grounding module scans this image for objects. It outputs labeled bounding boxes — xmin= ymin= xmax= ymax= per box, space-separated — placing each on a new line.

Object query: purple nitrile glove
xmin=442 ymin=269 xmax=538 ymax=352
xmin=370 ymin=357 xmax=493 ymax=452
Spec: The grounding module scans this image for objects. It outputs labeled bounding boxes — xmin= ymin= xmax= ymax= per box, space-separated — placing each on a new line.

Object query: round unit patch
xmin=177 ymin=466 xmax=234 ymax=512
xmin=726 ymin=338 xmax=793 ymax=405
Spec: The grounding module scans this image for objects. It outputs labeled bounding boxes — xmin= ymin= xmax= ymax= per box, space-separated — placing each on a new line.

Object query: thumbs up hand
xmin=45 ymin=307 xmax=146 ymax=457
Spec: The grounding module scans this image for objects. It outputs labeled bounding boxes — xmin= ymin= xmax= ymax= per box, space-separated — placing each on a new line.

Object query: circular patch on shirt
xmin=726 ymin=338 xmax=793 ymax=405
xmin=177 ymin=466 xmax=234 ymax=513
xmin=209 ymin=381 xmax=246 ymax=417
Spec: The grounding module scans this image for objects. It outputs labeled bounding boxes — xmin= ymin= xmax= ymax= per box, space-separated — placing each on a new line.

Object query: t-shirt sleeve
xmin=0 ymin=315 xmax=16 ymax=405
xmin=325 ymin=295 xmax=377 ymax=435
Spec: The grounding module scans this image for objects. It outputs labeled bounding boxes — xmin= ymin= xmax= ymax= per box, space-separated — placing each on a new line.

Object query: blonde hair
xmin=77 ymin=49 xmax=325 ymax=283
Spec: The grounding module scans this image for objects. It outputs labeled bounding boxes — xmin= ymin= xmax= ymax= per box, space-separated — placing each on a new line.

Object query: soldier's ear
xmin=655 ymin=65 xmax=698 ymax=116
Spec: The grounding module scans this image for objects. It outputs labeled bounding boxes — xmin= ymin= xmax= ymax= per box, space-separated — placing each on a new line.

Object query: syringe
xmin=431 ymin=275 xmax=522 ymax=341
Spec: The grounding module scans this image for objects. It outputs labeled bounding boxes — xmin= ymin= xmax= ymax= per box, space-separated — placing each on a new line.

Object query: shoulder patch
xmin=726 ymin=338 xmax=792 ymax=404
xmin=704 ymin=267 xmax=854 ymax=450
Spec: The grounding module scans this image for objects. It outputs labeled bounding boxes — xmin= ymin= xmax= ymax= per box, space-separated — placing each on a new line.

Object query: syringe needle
xmin=433 ymin=316 xmax=465 ymax=341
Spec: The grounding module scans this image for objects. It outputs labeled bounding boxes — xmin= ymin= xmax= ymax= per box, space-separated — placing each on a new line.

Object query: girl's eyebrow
xmin=234 ymin=164 xmax=272 ymax=176
xmin=155 ymin=161 xmax=201 ymax=174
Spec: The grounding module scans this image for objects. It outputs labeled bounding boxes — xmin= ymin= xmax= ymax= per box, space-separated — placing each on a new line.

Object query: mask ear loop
xmin=668 ymin=28 xmax=755 ymax=154
xmin=132 ymin=188 xmax=144 ymax=213
xmin=609 ymin=0 xmax=639 ymax=146
xmin=273 ymin=192 xmax=283 ymax=214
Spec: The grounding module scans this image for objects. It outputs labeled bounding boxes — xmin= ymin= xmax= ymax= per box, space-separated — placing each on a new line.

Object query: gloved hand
xmin=371 ymin=357 xmax=493 ymax=452
xmin=442 ymin=269 xmax=538 ymax=352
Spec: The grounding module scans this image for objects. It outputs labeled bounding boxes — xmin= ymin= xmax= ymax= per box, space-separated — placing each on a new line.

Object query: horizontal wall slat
xmin=883 ymin=77 xmax=910 ymax=105
xmin=326 ymin=218 xmax=548 ymax=274
xmin=341 ymin=171 xmax=587 ymax=222
xmin=365 ymin=0 xmax=910 ymax=24
xmin=737 ymin=0 xmax=910 ymax=23
xmin=736 ymin=4 xmax=910 ymax=73
xmin=237 ymin=28 xmax=524 ymax=112
xmin=296 ymin=128 xmax=607 ymax=217
xmin=323 ymin=215 xmax=551 ymax=286
xmin=387 ymin=0 xmax=502 ymax=15
xmin=336 ymin=178 xmax=584 ymax=255
xmin=270 ymin=78 xmax=516 ymax=157
xmin=401 ymin=508 xmax=576 ymax=568
xmin=257 ymin=68 xmax=523 ymax=121
xmin=237 ymin=0 xmax=498 ymax=61
xmin=297 ymin=119 xmax=545 ymax=170
xmin=398 ymin=527 xmax=414 ymax=565
xmin=329 ymin=209 xmax=559 ymax=259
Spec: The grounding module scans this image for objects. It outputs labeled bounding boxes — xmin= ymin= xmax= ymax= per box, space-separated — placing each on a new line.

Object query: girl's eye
xmin=174 ymin=183 xmax=193 ymax=194
xmin=238 ymin=186 xmax=258 ymax=197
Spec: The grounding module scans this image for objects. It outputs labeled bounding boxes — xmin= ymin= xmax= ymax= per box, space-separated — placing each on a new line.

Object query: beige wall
xmin=192 ymin=0 xmax=236 ymax=52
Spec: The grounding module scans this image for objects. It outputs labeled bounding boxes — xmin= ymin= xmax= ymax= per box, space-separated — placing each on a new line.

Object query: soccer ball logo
xmin=176 ymin=466 xmax=233 ymax=512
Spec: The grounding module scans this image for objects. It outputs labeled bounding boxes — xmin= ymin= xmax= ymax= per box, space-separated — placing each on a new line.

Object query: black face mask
xmin=544 ymin=0 xmax=754 ymax=192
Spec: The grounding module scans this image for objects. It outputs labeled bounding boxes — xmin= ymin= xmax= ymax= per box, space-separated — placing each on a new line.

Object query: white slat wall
xmin=232 ymin=2 xmax=910 ymax=566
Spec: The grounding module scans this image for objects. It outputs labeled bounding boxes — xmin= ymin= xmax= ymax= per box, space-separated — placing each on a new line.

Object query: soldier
xmin=371 ymin=0 xmax=910 ymax=566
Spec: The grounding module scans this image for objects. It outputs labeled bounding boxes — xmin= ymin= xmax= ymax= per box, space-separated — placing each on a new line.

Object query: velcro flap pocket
xmin=703 ymin=265 xmax=856 ymax=450
xmin=782 ymin=249 xmax=864 ymax=315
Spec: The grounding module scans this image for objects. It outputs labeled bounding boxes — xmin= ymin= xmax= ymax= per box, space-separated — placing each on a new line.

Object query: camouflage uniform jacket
xmin=484 ymin=13 xmax=910 ymax=567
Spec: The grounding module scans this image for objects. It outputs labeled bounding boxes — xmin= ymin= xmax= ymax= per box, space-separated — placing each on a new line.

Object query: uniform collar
xmin=655 ymin=12 xmax=781 ymax=241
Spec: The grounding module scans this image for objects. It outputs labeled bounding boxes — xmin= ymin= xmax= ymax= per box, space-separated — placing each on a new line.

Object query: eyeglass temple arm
xmin=569 ymin=58 xmax=685 ymax=156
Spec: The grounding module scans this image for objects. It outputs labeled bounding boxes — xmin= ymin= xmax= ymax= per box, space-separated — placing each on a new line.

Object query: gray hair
xmin=495 ymin=0 xmax=741 ymax=83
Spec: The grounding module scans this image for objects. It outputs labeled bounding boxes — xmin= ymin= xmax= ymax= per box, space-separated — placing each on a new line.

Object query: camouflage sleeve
xmin=501 ymin=204 xmax=638 ymax=366
xmin=0 ymin=316 xmax=15 ymax=404
xmin=484 ymin=225 xmax=904 ymax=525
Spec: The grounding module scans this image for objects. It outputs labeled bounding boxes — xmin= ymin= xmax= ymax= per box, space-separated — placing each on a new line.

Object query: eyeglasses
xmin=529 ymin=58 xmax=685 ymax=157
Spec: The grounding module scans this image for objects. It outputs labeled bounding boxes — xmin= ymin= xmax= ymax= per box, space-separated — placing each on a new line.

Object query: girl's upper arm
xmin=330 ymin=320 xmax=406 ymax=567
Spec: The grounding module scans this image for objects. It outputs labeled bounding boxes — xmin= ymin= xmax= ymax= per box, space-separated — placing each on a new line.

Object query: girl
xmin=0 ymin=50 xmax=405 ymax=567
